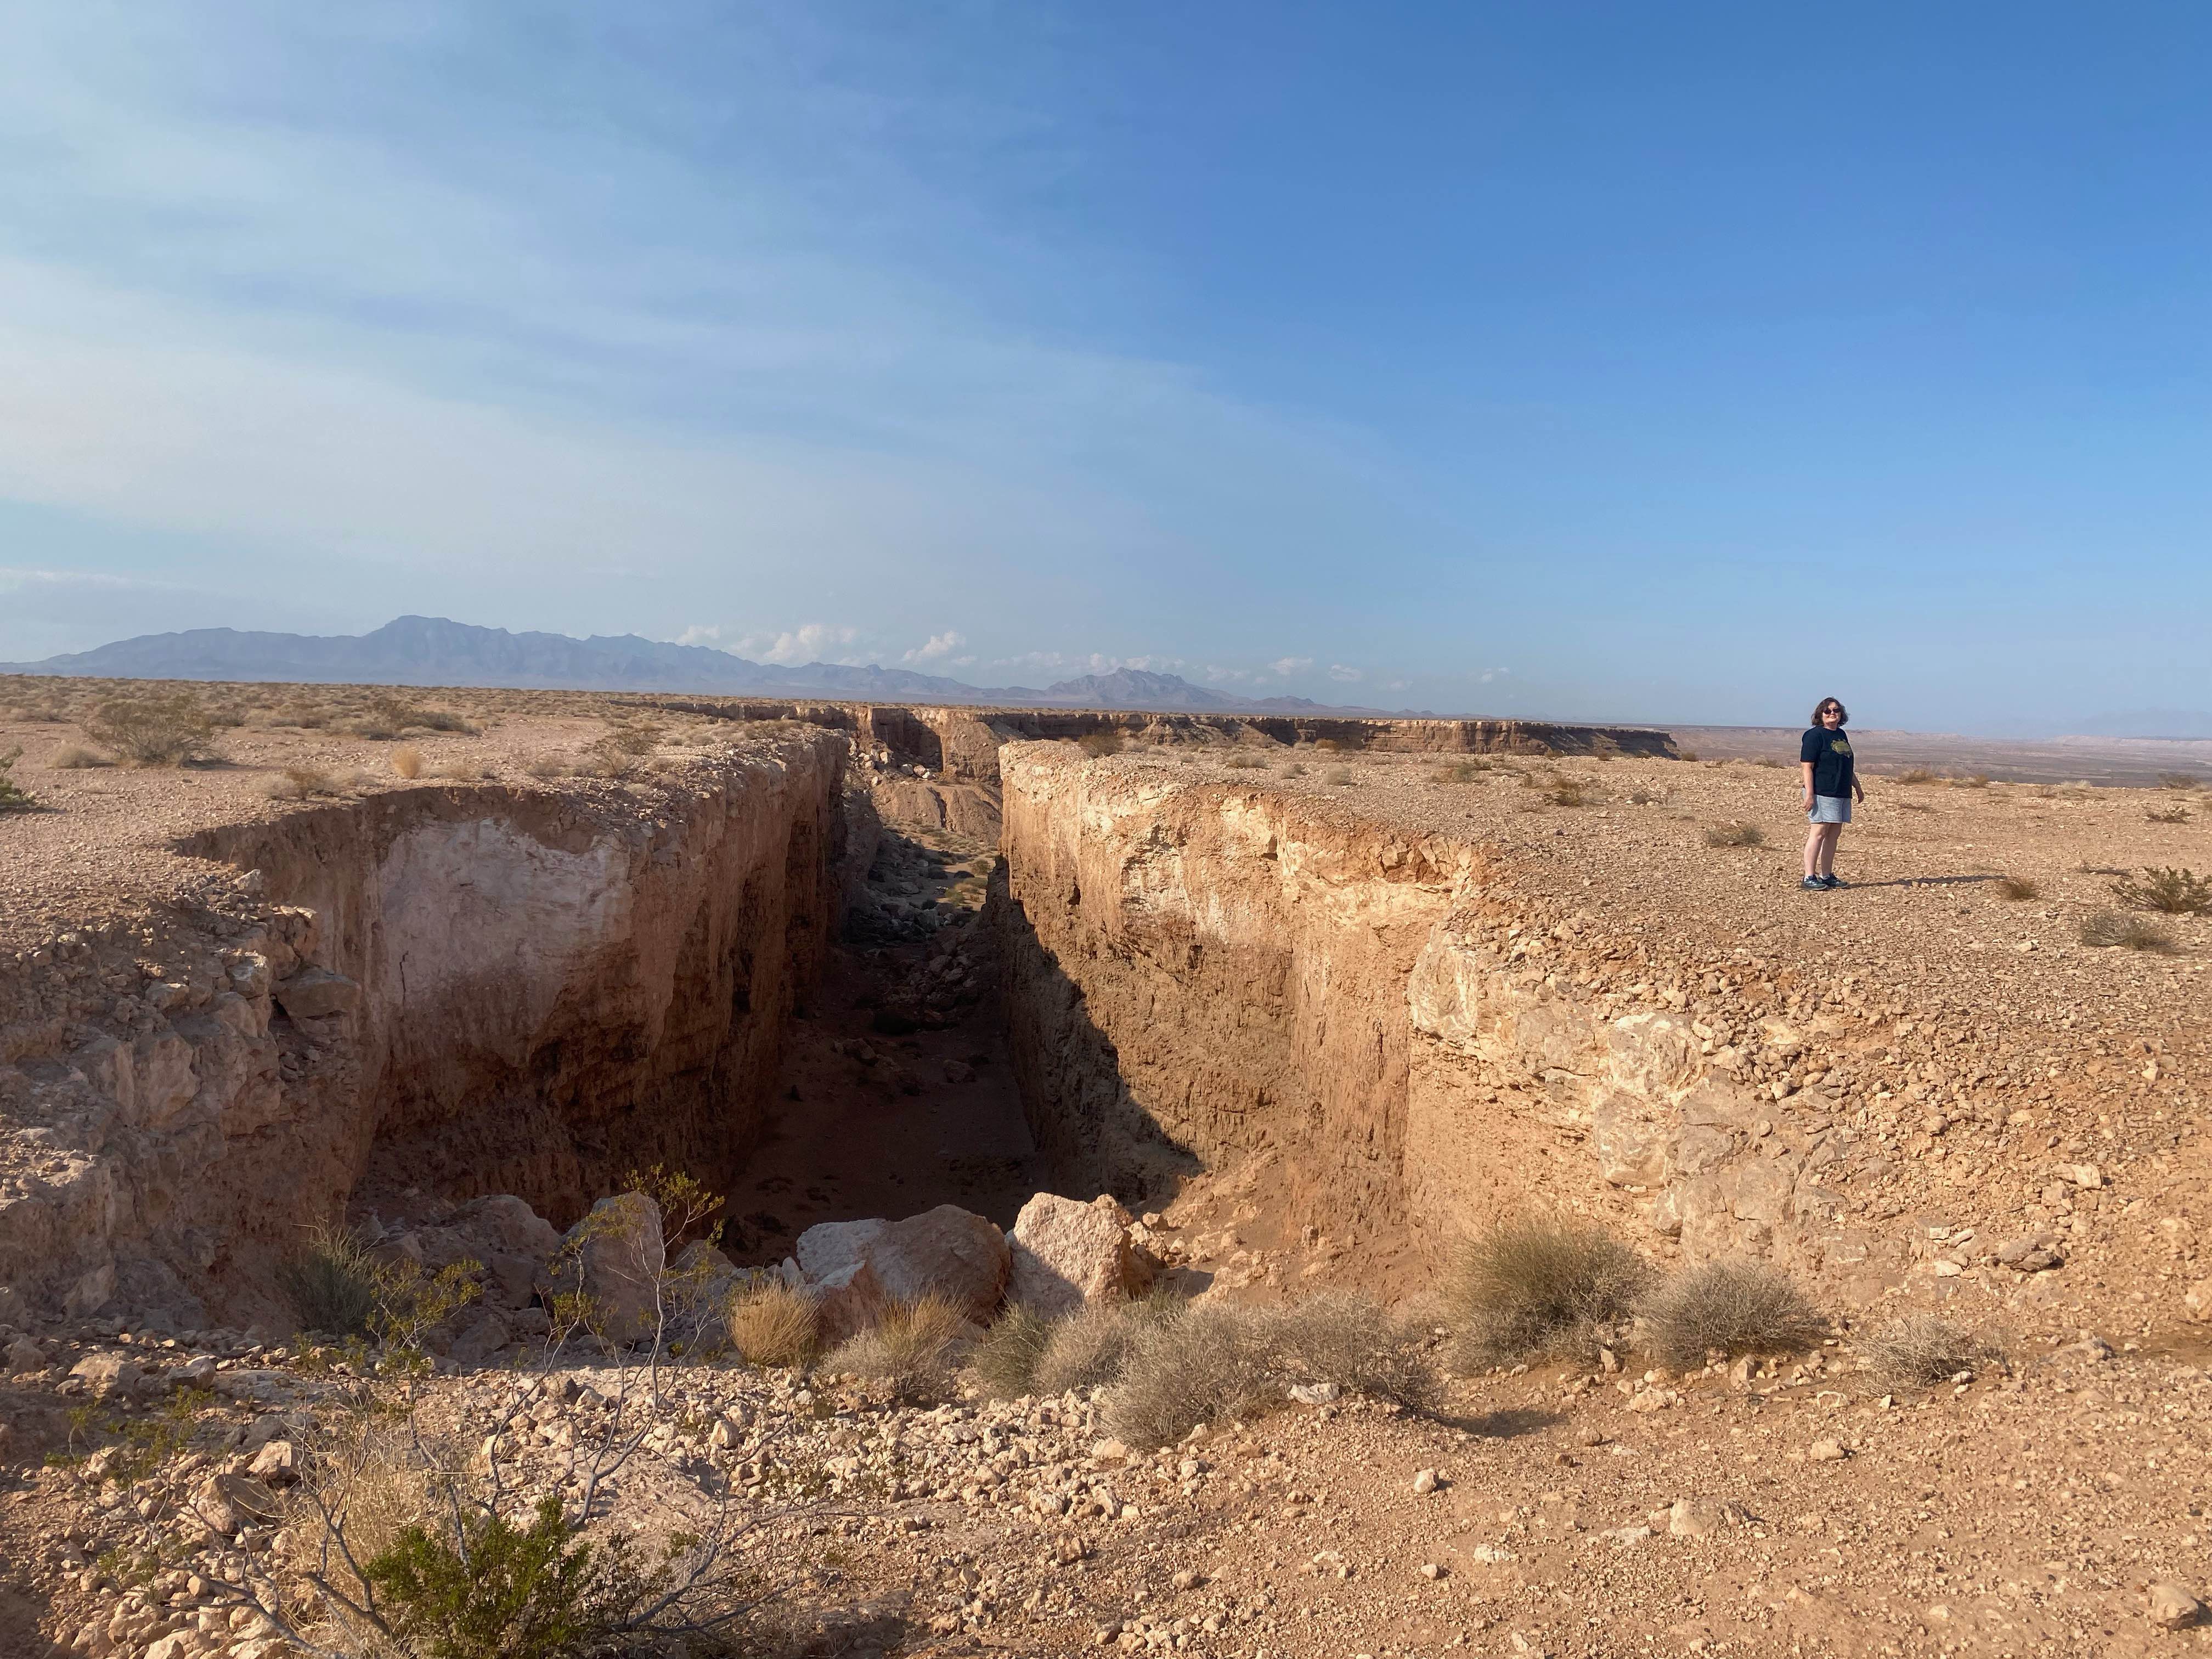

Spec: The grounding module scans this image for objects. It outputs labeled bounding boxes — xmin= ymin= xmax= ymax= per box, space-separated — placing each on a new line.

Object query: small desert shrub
xmin=1311 ymin=737 xmax=1344 ymax=752
xmin=391 ymin=745 xmax=425 ymax=779
xmin=1705 ymin=822 xmax=1765 ymax=848
xmin=1032 ymin=1295 xmax=1184 ymax=1396
xmin=1894 ymin=766 xmax=1935 ymax=784
xmin=1676 ymin=747 xmax=1700 ymax=761
xmin=2110 ymin=867 xmax=2212 ymax=915
xmin=275 ymin=1227 xmax=383 ymax=1337
xmin=363 ymin=1496 xmax=627 ymax=1659
xmin=826 ymin=1294 xmax=967 ymax=1401
xmin=1546 ymin=780 xmax=1590 ymax=808
xmin=1753 ymin=755 xmax=1782 ymax=769
xmin=1861 ymin=1313 xmax=1997 ymax=1390
xmin=1223 ymin=753 xmax=1268 ymax=770
xmin=81 ymin=693 xmax=216 ymax=765
xmin=1322 ymin=765 xmax=1353 ymax=786
xmin=1282 ymin=761 xmax=1308 ymax=778
xmin=1993 ymin=875 xmax=2040 ymax=901
xmin=2146 ymin=804 xmax=2193 ymax=825
xmin=724 ymin=1282 xmax=819 ymax=1367
xmin=1076 ymin=731 xmax=1124 ymax=758
xmin=0 ymin=747 xmax=33 ymax=812
xmin=1100 ymin=1294 xmax=1436 ymax=1448
xmin=1624 ymin=786 xmax=1669 ymax=806
xmin=1258 ymin=1293 xmax=1440 ymax=1414
xmin=2158 ymin=772 xmax=2202 ymax=791
xmin=1642 ymin=1259 xmax=1825 ymax=1369
xmin=971 ymin=1303 xmax=1058 ymax=1399
xmin=1445 ymin=1216 xmax=1647 ymax=1369
xmin=527 ymin=756 xmax=572 ymax=780
xmin=1432 ymin=759 xmax=1488 ymax=783
xmin=1955 ymin=773 xmax=1991 ymax=788
xmin=49 ymin=744 xmax=110 ymax=769
xmin=5 ymin=699 xmax=64 ymax=723
xmin=2079 ymin=909 xmax=2176 ymax=951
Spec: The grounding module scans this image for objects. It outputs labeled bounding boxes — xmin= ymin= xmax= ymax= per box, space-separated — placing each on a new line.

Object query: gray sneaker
xmin=1800 ymin=876 xmax=1825 ymax=891
xmin=1819 ymin=874 xmax=1845 ymax=889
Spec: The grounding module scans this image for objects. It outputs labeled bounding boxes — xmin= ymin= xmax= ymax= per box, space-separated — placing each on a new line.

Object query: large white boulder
xmin=1005 ymin=1193 xmax=1149 ymax=1318
xmin=796 ymin=1204 xmax=1009 ymax=1339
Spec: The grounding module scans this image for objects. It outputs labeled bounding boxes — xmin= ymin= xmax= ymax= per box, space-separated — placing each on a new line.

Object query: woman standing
xmin=1800 ymin=698 xmax=1864 ymax=890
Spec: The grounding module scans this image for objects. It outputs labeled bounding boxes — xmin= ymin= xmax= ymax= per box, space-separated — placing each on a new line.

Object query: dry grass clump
xmin=1031 ymin=1296 xmax=1183 ymax=1397
xmin=1993 ymin=875 xmax=2041 ymax=901
xmin=2157 ymin=772 xmax=2202 ymax=791
xmin=825 ymin=1294 xmax=968 ymax=1401
xmin=1076 ymin=731 xmax=1124 ymax=758
xmin=81 ymin=692 xmax=217 ymax=765
xmin=1444 ymin=1216 xmax=1645 ymax=1369
xmin=970 ymin=1303 xmax=1058 ymax=1399
xmin=1322 ymin=765 xmax=1353 ymax=786
xmin=1222 ymin=754 xmax=1268 ymax=770
xmin=1546 ymin=779 xmax=1590 ymax=808
xmin=1281 ymin=761 xmax=1308 ymax=778
xmin=391 ymin=745 xmax=425 ymax=779
xmin=2079 ymin=909 xmax=2176 ymax=952
xmin=1432 ymin=759 xmax=1489 ymax=784
xmin=0 ymin=747 xmax=33 ymax=812
xmin=1893 ymin=766 xmax=1935 ymax=783
xmin=1860 ymin=1313 xmax=1998 ymax=1390
xmin=49 ymin=744 xmax=111 ymax=769
xmin=275 ymin=1226 xmax=384 ymax=1337
xmin=264 ymin=765 xmax=343 ymax=801
xmin=2110 ymin=867 xmax=2212 ymax=915
xmin=1099 ymin=1294 xmax=1437 ymax=1448
xmin=1310 ymin=737 xmax=1345 ymax=752
xmin=526 ymin=755 xmax=574 ymax=780
xmin=1704 ymin=821 xmax=1765 ymax=848
xmin=2146 ymin=803 xmax=2194 ymax=825
xmin=723 ymin=1281 xmax=819 ymax=1368
xmin=1643 ymin=1259 xmax=1825 ymax=1369
xmin=1624 ymin=786 xmax=1669 ymax=806
xmin=1952 ymin=772 xmax=1991 ymax=788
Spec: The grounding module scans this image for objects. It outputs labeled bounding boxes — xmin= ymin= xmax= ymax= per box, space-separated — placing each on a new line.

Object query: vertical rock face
xmin=995 ymin=744 xmax=1859 ymax=1278
xmin=0 ymin=730 xmax=848 ymax=1328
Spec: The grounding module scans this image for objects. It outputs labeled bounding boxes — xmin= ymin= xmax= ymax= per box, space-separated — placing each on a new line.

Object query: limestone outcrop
xmin=0 ymin=727 xmax=847 ymax=1331
xmin=996 ymin=743 xmax=1872 ymax=1281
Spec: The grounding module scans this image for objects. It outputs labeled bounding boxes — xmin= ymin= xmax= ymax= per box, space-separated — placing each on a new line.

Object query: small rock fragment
xmin=1410 ymin=1468 xmax=1439 ymax=1496
xmin=2148 ymin=1583 xmax=2203 ymax=1630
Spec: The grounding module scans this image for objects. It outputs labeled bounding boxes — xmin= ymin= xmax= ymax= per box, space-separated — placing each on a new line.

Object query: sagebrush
xmin=1705 ymin=822 xmax=1764 ymax=848
xmin=2079 ymin=909 xmax=2175 ymax=951
xmin=1643 ymin=1259 xmax=1825 ymax=1368
xmin=1861 ymin=1313 xmax=1997 ymax=1389
xmin=1444 ymin=1216 xmax=1646 ymax=1369
xmin=81 ymin=693 xmax=216 ymax=765
xmin=2110 ymin=867 xmax=2212 ymax=915
xmin=0 ymin=747 xmax=32 ymax=812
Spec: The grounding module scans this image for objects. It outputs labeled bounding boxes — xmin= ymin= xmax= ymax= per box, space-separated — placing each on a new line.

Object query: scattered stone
xmin=69 ymin=1352 xmax=143 ymax=1400
xmin=1410 ymin=1468 xmax=1440 ymax=1496
xmin=1668 ymin=1498 xmax=1721 ymax=1538
xmin=1808 ymin=1439 xmax=1847 ymax=1462
xmin=1288 ymin=1381 xmax=1341 ymax=1406
xmin=2148 ymin=1583 xmax=2203 ymax=1630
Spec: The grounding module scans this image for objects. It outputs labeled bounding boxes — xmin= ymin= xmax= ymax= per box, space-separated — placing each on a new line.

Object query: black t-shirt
xmin=1801 ymin=727 xmax=1855 ymax=797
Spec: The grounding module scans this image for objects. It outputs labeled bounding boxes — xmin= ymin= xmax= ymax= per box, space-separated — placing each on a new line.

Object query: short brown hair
xmin=1812 ymin=697 xmax=1848 ymax=726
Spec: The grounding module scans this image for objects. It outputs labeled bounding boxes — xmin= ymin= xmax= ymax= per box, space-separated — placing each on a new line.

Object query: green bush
xmin=81 ymin=693 xmax=217 ymax=765
xmin=0 ymin=747 xmax=32 ymax=812
xmin=275 ymin=1227 xmax=382 ymax=1338
xmin=364 ymin=1497 xmax=623 ymax=1659
xmin=2110 ymin=867 xmax=2212 ymax=915
xmin=1444 ymin=1216 xmax=1646 ymax=1369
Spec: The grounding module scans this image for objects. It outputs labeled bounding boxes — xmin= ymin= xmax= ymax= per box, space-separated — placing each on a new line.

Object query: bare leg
xmin=1816 ymin=824 xmax=1842 ymax=878
xmin=1803 ymin=821 xmax=1826 ymax=878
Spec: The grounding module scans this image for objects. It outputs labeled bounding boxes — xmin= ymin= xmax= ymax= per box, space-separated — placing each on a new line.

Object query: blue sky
xmin=2 ymin=3 xmax=2208 ymax=730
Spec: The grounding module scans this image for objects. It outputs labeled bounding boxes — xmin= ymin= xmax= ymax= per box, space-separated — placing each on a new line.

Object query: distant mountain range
xmin=0 ymin=616 xmax=1419 ymax=716
xmin=2063 ymin=710 xmax=2212 ymax=741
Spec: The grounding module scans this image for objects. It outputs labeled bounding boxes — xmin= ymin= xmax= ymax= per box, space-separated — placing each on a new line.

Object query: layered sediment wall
xmin=0 ymin=728 xmax=847 ymax=1330
xmin=995 ymin=743 xmax=1903 ymax=1285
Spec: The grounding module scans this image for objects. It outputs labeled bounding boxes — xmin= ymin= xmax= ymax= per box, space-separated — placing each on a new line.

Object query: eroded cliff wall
xmin=0 ymin=729 xmax=847 ymax=1329
xmin=997 ymin=743 xmax=1880 ymax=1283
